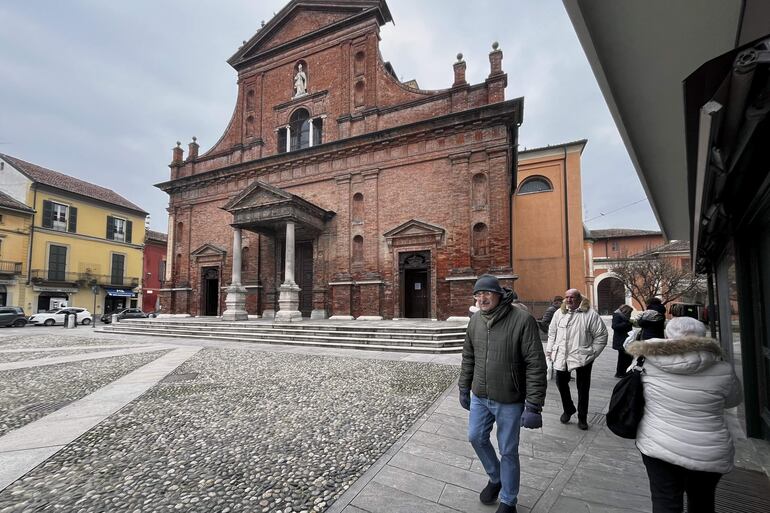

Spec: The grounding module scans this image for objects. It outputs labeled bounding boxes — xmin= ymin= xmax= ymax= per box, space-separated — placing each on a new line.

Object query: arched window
xmin=517 ymin=176 xmax=553 ymax=194
xmin=354 ymin=51 xmax=366 ymax=76
xmin=245 ymin=115 xmax=254 ymax=137
xmin=471 ymin=173 xmax=488 ymax=208
xmin=352 ymin=235 xmax=364 ymax=264
xmin=352 ymin=193 xmax=364 ymax=223
xmin=290 ymin=109 xmax=310 ymax=151
xmin=472 ymin=223 xmax=489 ymax=256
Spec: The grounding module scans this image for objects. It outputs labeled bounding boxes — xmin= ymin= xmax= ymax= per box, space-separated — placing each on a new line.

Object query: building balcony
xmin=0 ymin=260 xmax=23 ymax=275
xmin=30 ymin=270 xmax=140 ymax=288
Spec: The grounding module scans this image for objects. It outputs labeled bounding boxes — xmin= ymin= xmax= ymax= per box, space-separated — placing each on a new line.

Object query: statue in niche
xmin=293 ymin=63 xmax=307 ymax=97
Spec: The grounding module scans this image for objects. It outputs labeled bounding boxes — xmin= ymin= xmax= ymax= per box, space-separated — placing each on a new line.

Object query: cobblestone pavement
xmin=0 ymin=337 xmax=169 ymax=437
xmin=0 ymin=329 xmax=457 ymax=513
xmin=0 ymin=322 xmax=763 ymax=513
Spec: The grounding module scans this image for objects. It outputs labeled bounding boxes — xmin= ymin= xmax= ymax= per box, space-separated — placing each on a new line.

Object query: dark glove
xmin=459 ymin=387 xmax=470 ymax=411
xmin=521 ymin=400 xmax=542 ymax=429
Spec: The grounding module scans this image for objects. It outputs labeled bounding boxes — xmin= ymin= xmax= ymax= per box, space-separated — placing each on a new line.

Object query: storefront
xmin=33 ymin=286 xmax=76 ymax=312
xmin=103 ymin=286 xmax=138 ymax=315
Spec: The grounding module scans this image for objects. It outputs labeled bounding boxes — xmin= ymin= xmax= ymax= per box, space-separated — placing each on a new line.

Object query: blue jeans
xmin=467 ymin=392 xmax=524 ymax=506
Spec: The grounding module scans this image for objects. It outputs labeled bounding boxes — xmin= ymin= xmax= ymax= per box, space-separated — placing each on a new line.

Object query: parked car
xmin=100 ymin=308 xmax=149 ymax=324
xmin=29 ymin=307 xmax=92 ymax=326
xmin=0 ymin=306 xmax=28 ymax=327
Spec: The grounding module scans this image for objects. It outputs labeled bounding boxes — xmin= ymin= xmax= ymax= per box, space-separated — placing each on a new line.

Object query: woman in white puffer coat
xmin=625 ymin=316 xmax=742 ymax=513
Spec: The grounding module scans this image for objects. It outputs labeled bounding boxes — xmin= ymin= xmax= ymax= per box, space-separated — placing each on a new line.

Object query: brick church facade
xmin=158 ymin=0 xmax=532 ymax=320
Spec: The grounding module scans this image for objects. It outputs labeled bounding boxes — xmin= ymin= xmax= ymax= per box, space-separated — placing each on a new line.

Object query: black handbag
xmin=606 ymin=357 xmax=646 ymax=439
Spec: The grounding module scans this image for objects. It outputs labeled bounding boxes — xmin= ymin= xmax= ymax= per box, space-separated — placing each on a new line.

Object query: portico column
xmin=276 ymin=221 xmax=302 ymax=322
xmin=222 ymin=226 xmax=248 ymax=321
xmin=232 ymin=227 xmax=243 ymax=286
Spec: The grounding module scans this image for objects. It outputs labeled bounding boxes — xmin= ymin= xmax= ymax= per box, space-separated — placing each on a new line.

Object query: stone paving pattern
xmin=0 ymin=322 xmax=764 ymax=513
xmin=0 ymin=349 xmax=169 ymax=437
xmin=0 ymin=342 xmax=457 ymax=513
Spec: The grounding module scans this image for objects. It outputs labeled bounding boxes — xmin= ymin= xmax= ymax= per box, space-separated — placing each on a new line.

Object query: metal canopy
xmin=562 ymin=0 xmax=743 ymax=240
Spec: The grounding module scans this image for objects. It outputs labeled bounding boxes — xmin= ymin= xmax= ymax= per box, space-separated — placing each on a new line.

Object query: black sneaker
xmin=480 ymin=480 xmax=502 ymax=505
xmin=559 ymin=405 xmax=577 ymax=424
xmin=578 ymin=417 xmax=589 ymax=430
xmin=496 ymin=502 xmax=517 ymax=513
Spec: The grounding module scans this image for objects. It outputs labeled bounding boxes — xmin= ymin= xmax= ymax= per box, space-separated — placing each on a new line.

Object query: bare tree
xmin=609 ymin=255 xmax=704 ymax=309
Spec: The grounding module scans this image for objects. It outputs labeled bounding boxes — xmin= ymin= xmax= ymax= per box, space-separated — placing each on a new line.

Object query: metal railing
xmin=29 ymin=270 xmax=140 ymax=287
xmin=0 ymin=260 xmax=22 ymax=274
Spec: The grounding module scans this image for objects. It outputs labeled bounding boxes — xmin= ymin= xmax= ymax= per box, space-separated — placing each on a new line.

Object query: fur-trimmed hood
xmin=626 ymin=336 xmax=723 ymax=375
xmin=559 ymin=296 xmax=590 ymax=314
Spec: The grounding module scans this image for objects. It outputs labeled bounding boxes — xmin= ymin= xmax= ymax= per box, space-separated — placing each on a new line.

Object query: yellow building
xmin=0 ymin=191 xmax=34 ymax=312
xmin=0 ymin=154 xmax=147 ymax=317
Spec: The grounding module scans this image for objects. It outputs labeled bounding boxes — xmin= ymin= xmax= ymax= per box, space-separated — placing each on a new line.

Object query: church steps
xmin=98 ymin=319 xmax=466 ymax=353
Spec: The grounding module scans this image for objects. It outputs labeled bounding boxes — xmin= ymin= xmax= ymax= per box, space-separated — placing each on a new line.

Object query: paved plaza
xmin=0 ymin=322 xmax=766 ymax=513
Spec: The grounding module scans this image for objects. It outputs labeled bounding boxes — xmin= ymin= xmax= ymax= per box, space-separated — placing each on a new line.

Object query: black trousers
xmin=615 ymin=349 xmax=633 ymax=376
xmin=641 ymin=454 xmax=722 ymax=513
xmin=555 ymin=361 xmax=593 ymax=420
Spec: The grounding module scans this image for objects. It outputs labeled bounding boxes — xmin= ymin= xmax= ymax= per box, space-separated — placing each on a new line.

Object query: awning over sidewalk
xmin=103 ymin=287 xmax=136 ymax=297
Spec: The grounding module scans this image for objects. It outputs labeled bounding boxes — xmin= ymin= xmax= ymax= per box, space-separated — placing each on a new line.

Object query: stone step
xmin=115 ymin=322 xmax=462 ymax=341
xmin=98 ymin=325 xmax=463 ymax=353
xmin=119 ymin=318 xmax=466 ymax=335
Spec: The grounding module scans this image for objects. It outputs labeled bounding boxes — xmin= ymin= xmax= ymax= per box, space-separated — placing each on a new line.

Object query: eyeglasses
xmin=473 ymin=291 xmax=496 ymax=298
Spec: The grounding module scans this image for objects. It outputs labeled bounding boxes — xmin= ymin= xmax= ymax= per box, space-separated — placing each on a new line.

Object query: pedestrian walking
xmin=637 ymin=297 xmax=666 ymax=340
xmin=626 ymin=316 xmax=743 ymax=513
xmin=546 ymin=288 xmax=607 ymax=430
xmin=611 ymin=304 xmax=634 ymax=377
xmin=538 ymin=295 xmax=563 ymax=333
xmin=459 ymin=274 xmax=547 ymax=513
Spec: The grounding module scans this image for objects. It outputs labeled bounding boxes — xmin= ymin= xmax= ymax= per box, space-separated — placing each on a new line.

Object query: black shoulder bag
xmin=606 ymin=356 xmax=646 ymax=439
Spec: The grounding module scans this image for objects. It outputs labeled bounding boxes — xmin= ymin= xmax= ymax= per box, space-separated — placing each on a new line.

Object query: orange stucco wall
xmin=513 ymin=144 xmax=587 ymax=303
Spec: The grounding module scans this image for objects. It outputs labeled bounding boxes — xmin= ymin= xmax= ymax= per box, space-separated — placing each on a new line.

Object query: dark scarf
xmin=480 ymin=288 xmax=514 ymax=328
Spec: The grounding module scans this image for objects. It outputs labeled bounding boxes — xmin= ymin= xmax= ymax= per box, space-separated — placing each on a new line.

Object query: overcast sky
xmin=0 ymin=0 xmax=659 ymax=233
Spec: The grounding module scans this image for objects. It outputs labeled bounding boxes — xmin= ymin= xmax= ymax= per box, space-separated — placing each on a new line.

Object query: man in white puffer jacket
xmin=546 ymin=289 xmax=607 ymax=430
xmin=626 ymin=316 xmax=742 ymax=513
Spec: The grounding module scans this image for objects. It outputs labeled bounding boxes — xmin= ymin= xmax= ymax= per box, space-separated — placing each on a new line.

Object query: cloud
xmin=0 ymin=0 xmax=658 ymax=233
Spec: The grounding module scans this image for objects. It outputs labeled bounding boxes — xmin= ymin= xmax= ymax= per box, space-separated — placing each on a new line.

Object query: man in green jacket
xmin=459 ymin=275 xmax=547 ymax=513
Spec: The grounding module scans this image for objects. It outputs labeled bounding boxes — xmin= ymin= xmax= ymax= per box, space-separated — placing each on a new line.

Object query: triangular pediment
xmin=384 ymin=219 xmax=445 ymax=239
xmin=223 ymin=180 xmax=292 ymax=211
xmin=190 ymin=243 xmax=227 ymax=258
xmin=229 ymin=0 xmax=393 ymax=68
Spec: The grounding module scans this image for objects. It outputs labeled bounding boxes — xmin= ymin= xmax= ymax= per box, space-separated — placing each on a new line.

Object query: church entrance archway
xmin=201 ymin=267 xmax=220 ymax=316
xmin=400 ymin=251 xmax=430 ymax=318
xmin=597 ymin=276 xmax=625 ymax=315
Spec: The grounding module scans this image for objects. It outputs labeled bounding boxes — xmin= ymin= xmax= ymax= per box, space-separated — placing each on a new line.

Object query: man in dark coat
xmin=538 ymin=295 xmax=564 ymax=336
xmin=459 ymin=275 xmax=547 ymax=513
xmin=611 ymin=304 xmax=634 ymax=377
xmin=638 ymin=297 xmax=666 ymax=340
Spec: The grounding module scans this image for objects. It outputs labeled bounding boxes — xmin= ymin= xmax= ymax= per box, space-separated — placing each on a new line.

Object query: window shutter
xmin=42 ymin=200 xmax=53 ymax=228
xmin=106 ymin=216 xmax=115 ymax=240
xmin=126 ymin=220 xmax=133 ymax=243
xmin=68 ymin=206 xmax=77 ymax=233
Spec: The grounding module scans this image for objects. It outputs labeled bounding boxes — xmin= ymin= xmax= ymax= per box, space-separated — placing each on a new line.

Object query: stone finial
xmin=489 ymin=42 xmax=504 ymax=77
xmin=188 ymin=137 xmax=200 ymax=161
xmin=172 ymin=141 xmax=184 ymax=165
xmin=453 ymin=53 xmax=467 ymax=87
xmin=261 ymin=20 xmax=265 ymax=27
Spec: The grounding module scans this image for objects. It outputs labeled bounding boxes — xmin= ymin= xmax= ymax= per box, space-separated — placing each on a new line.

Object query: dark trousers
xmin=555 ymin=361 xmax=593 ymax=420
xmin=641 ymin=454 xmax=722 ymax=513
xmin=615 ymin=349 xmax=633 ymax=376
